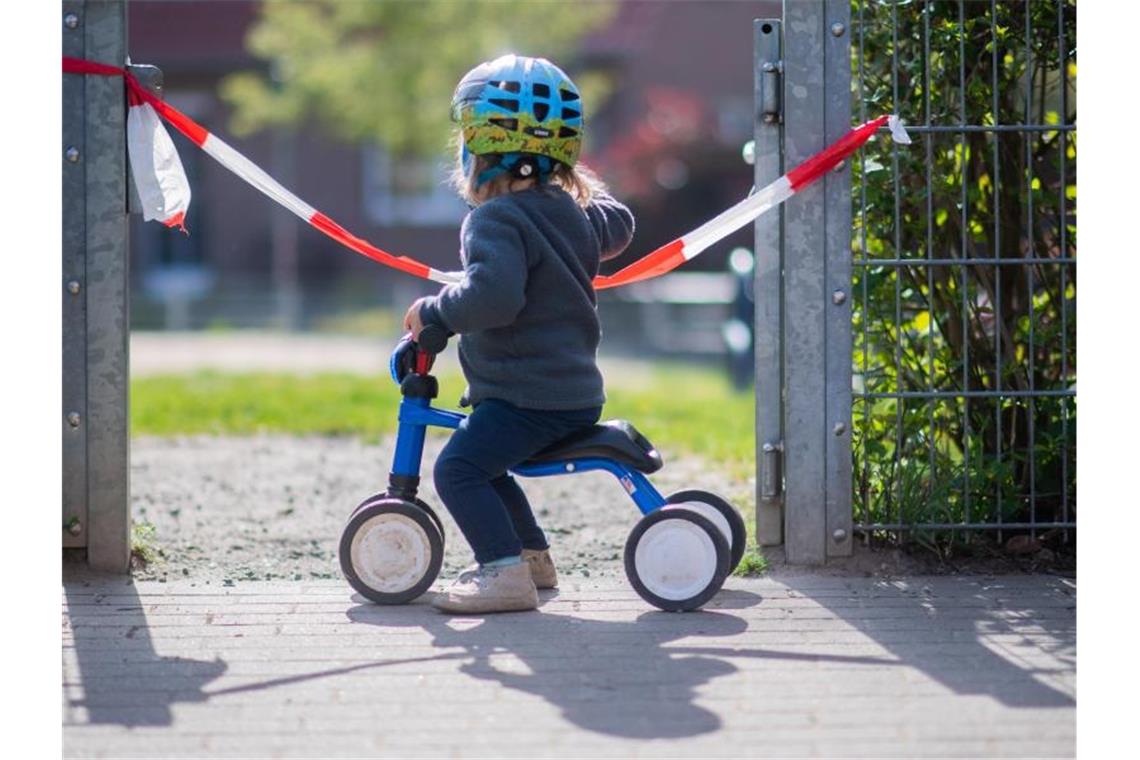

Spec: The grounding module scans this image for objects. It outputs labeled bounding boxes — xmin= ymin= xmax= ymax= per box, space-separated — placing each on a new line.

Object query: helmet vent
xmin=488 ymin=98 xmax=519 ymax=111
xmin=489 ymin=117 xmax=518 ymax=131
xmin=560 ymin=89 xmax=580 ymax=102
xmin=561 ymin=108 xmax=580 ymax=120
xmin=558 ymin=126 xmax=578 ymax=138
xmin=498 ymin=81 xmax=521 ymax=93
xmin=533 ymin=102 xmax=550 ymax=121
xmin=533 ymin=83 xmax=550 ymax=98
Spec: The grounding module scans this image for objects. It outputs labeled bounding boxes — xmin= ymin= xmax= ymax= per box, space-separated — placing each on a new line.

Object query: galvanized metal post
xmin=62 ymin=1 xmax=89 ymax=553
xmin=62 ymin=0 xmax=130 ymax=572
xmin=822 ymin=0 xmax=853 ymax=559
xmin=753 ymin=18 xmax=784 ymax=547
xmin=781 ymin=0 xmax=853 ymax=563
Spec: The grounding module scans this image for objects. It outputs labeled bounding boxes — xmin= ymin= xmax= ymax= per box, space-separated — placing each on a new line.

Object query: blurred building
xmin=127 ymin=0 xmax=778 ymax=333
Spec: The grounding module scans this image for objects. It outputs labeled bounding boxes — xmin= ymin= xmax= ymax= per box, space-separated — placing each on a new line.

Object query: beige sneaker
xmin=521 ymin=548 xmax=558 ymax=589
xmin=432 ymin=562 xmax=538 ymax=614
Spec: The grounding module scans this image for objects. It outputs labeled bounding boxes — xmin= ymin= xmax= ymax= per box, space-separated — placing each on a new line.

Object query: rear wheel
xmin=664 ymin=489 xmax=746 ymax=572
xmin=339 ymin=499 xmax=443 ymax=604
xmin=624 ymin=508 xmax=730 ymax=612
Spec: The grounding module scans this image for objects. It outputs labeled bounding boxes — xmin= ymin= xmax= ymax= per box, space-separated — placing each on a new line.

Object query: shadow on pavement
xmin=62 ymin=571 xmax=466 ymax=725
xmin=781 ymin=575 xmax=1076 ymax=708
xmin=67 ymin=572 xmax=1061 ymax=741
xmin=63 ymin=571 xmax=227 ymax=727
xmin=347 ymin=597 xmax=745 ymax=739
xmin=345 ymin=586 xmax=888 ymax=740
xmin=63 ymin=574 xmax=768 ymax=737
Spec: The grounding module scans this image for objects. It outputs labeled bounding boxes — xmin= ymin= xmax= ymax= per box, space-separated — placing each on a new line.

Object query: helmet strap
xmin=474 ymin=153 xmax=554 ymax=188
xmin=475 ymin=158 xmax=510 ymax=188
xmin=461 ymin=144 xmax=474 ymax=177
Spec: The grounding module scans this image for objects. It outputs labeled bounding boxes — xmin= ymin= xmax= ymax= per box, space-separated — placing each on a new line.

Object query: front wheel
xmin=339 ymin=499 xmax=443 ymax=604
xmin=624 ymin=508 xmax=730 ymax=612
xmin=350 ymin=492 xmax=445 ymax=548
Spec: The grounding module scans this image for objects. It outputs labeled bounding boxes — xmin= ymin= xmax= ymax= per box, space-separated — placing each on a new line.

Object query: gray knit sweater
xmin=419 ymin=185 xmax=634 ymax=410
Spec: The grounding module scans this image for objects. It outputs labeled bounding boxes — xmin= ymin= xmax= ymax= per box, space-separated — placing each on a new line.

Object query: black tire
xmin=624 ymin=508 xmax=730 ymax=612
xmin=351 ymin=492 xmax=445 ymax=547
xmin=665 ymin=489 xmax=747 ymax=572
xmin=339 ymin=499 xmax=443 ymax=605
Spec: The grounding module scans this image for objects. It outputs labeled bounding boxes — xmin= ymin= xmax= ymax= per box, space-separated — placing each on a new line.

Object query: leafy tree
xmin=851 ymin=0 xmax=1076 ymax=555
xmin=220 ymin=0 xmax=617 ymax=155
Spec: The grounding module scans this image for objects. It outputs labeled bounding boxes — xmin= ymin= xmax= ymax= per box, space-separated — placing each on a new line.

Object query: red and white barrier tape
xmin=64 ymin=57 xmax=459 ymax=284
xmin=593 ymin=114 xmax=910 ymax=289
xmin=64 ymin=57 xmax=910 ymax=290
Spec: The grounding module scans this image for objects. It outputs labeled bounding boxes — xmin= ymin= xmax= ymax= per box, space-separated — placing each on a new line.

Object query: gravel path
xmin=131 ymin=435 xmax=754 ymax=585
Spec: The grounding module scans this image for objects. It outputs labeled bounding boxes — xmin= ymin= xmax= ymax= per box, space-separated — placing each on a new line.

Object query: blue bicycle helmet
xmin=451 ymin=54 xmax=583 ymax=186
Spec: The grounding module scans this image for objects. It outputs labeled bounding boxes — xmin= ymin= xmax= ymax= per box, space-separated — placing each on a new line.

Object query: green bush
xmin=850 ymin=0 xmax=1076 ymax=552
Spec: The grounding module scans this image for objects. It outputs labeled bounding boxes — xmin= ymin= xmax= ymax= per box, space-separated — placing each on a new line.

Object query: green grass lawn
xmin=132 ymin=364 xmax=767 ymax=573
xmin=133 ymin=365 xmax=754 ymax=473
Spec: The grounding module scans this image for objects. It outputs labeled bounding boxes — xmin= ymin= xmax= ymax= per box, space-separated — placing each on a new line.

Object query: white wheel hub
xmin=350 ymin=512 xmax=433 ymax=593
xmin=665 ymin=502 xmax=733 ymax=548
xmin=634 ymin=515 xmax=719 ymax=601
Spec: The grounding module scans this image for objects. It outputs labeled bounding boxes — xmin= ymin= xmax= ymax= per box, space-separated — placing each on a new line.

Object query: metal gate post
xmin=754 ymin=18 xmax=784 ymax=547
xmin=62 ymin=1 xmax=88 ymax=554
xmin=781 ymin=0 xmax=853 ymax=563
xmin=62 ymin=0 xmax=130 ymax=572
xmin=821 ymin=0 xmax=854 ymax=560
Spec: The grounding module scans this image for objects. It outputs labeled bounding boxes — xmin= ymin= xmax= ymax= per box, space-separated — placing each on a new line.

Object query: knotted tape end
xmin=888 ymin=115 xmax=913 ymax=145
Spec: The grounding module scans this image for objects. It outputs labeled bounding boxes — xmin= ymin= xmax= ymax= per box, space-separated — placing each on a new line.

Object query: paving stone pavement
xmin=63 ymin=573 xmax=1075 ymax=758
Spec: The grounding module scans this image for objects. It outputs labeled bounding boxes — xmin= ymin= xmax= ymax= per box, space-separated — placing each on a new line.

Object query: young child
xmin=402 ymin=54 xmax=634 ymax=614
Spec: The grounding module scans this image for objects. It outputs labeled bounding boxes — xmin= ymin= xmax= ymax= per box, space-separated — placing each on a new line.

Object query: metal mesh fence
xmin=849 ymin=0 xmax=1076 ymax=545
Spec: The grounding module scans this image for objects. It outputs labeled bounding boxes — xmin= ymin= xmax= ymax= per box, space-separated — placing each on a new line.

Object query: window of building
xmin=362 ymin=146 xmax=467 ymax=227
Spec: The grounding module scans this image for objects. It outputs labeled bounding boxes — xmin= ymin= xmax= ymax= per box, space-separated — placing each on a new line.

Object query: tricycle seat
xmin=524 ymin=420 xmax=663 ymax=474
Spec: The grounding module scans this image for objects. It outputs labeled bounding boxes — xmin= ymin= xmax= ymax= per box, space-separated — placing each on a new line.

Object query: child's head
xmin=448 ymin=54 xmax=605 ymax=208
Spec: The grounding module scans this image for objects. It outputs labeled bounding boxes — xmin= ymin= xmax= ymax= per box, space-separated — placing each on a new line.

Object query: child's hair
xmin=448 ymin=132 xmax=607 ymax=208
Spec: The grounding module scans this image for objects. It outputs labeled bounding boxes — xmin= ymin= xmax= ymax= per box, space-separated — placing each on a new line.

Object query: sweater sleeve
xmin=419 ymin=203 xmax=529 ymax=334
xmin=584 ymin=191 xmax=636 ymax=262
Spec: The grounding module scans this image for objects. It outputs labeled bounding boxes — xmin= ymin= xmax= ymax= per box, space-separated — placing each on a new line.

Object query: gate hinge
xmin=760 ymin=441 xmax=783 ymax=500
xmin=760 ymin=60 xmax=783 ymax=124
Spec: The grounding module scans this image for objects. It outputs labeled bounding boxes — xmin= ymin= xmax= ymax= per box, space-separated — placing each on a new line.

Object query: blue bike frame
xmin=391 ymin=396 xmax=666 ymax=515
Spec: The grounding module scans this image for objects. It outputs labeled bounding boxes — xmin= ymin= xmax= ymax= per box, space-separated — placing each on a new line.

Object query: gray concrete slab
xmin=63 ymin=574 xmax=1075 ymax=758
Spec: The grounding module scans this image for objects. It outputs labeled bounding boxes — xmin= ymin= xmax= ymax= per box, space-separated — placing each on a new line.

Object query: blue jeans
xmin=433 ymin=398 xmax=603 ymax=565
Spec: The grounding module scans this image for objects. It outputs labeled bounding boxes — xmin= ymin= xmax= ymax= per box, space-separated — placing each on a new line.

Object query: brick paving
xmin=63 ymin=573 xmax=1075 ymax=758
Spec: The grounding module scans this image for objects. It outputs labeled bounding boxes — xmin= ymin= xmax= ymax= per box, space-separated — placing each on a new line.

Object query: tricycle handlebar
xmin=416 ymin=324 xmax=451 ymax=355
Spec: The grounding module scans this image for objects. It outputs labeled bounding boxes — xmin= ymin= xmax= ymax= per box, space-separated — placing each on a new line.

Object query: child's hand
xmin=403 ymin=298 xmax=428 ymax=340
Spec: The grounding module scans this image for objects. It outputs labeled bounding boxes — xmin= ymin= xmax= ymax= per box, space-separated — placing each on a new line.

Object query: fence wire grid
xmin=849 ymin=0 xmax=1076 ymax=547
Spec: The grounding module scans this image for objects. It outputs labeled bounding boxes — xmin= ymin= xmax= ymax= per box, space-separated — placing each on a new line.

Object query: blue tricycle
xmin=338 ymin=325 xmax=746 ymax=612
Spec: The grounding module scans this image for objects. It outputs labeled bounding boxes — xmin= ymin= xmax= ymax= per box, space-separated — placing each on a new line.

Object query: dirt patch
xmin=130 ymin=434 xmax=1073 ymax=586
xmin=130 ymin=434 xmax=754 ymax=585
